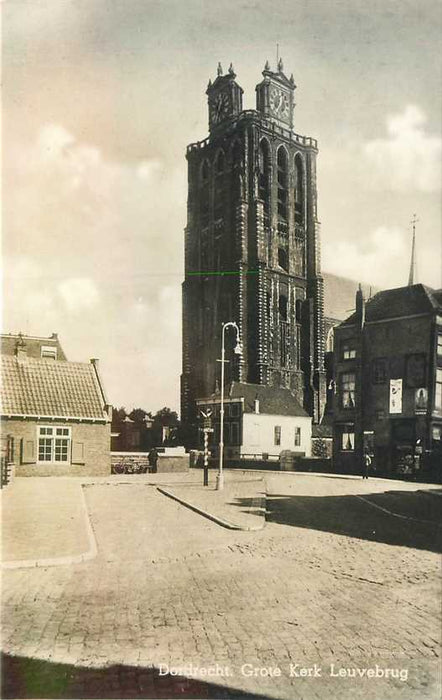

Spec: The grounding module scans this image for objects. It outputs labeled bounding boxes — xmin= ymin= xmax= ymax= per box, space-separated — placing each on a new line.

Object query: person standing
xmin=363 ymin=451 xmax=372 ymax=479
xmin=148 ymin=447 xmax=159 ymax=474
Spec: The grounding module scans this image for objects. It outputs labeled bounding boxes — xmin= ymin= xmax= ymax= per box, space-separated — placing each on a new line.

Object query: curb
xmin=157 ymin=486 xmax=266 ymax=531
xmin=1 ymin=484 xmax=98 ymax=570
xmin=233 ymin=469 xmax=441 ymax=487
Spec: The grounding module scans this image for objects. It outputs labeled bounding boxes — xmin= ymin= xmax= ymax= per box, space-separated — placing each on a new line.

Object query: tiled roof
xmin=323 ymin=272 xmax=379 ymax=322
xmin=0 ymin=355 xmax=108 ymax=420
xmin=340 ymin=284 xmax=441 ymax=326
xmin=226 ymin=382 xmax=309 ymax=417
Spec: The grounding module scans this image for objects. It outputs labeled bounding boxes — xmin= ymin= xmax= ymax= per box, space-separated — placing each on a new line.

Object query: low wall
xmin=111 ymin=452 xmax=189 ymax=474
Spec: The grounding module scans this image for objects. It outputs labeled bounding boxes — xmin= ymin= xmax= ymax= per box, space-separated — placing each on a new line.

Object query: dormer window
xmin=41 ymin=346 xmax=57 ymax=360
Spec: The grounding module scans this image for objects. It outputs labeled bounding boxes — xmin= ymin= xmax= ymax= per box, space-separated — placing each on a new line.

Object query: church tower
xmin=181 ymin=60 xmax=326 ymax=442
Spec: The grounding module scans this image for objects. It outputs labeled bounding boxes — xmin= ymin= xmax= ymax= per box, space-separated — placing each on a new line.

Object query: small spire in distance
xmin=228 ymin=62 xmax=234 ymax=74
xmin=264 ymin=59 xmax=270 ymax=71
xmin=278 ymin=56 xmax=284 ymax=72
xmin=207 ymin=78 xmax=212 ymax=89
xmin=217 ymin=62 xmax=223 ymax=76
xmin=408 ymin=213 xmax=419 ymax=286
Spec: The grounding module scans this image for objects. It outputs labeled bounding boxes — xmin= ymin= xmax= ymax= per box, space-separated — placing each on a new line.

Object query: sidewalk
xmin=158 ymin=472 xmax=266 ymax=531
xmin=1 ymin=478 xmax=95 ymax=568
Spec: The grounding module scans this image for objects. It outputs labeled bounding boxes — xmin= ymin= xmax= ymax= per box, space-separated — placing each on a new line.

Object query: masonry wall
xmin=111 ymin=452 xmax=189 ymax=473
xmin=1 ymin=418 xmax=111 ymax=477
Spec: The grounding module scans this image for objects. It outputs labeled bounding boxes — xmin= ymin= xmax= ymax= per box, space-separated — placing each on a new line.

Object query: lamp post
xmin=217 ymin=321 xmax=242 ymax=491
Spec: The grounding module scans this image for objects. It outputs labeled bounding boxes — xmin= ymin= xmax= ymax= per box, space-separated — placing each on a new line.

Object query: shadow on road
xmin=232 ymin=491 xmax=442 ymax=553
xmin=1 ymin=653 xmax=274 ymax=700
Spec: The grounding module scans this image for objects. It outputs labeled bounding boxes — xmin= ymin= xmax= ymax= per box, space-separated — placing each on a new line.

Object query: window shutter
xmin=71 ymin=442 xmax=85 ymax=465
xmin=21 ymin=439 xmax=36 ymax=464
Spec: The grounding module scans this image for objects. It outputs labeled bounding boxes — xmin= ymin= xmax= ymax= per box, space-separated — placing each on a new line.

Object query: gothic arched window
xmin=258 ymin=139 xmax=270 ymax=214
xmin=294 ymin=154 xmax=304 ymax=225
xmin=200 ymin=159 xmax=210 ymax=220
xmin=278 ymin=247 xmax=288 ymax=271
xmin=295 ymin=298 xmax=303 ymax=369
xmin=277 ymin=146 xmax=288 ymax=221
xmin=214 ymin=150 xmax=225 ymax=221
xmin=231 ymin=140 xmax=243 ymax=200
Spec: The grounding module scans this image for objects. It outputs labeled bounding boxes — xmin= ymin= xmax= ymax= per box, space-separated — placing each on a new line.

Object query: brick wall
xmin=1 ymin=418 xmax=111 ymax=476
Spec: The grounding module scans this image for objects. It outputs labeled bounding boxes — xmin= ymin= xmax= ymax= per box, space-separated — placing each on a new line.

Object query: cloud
xmin=58 ymin=278 xmax=100 ymax=312
xmin=3 ymin=123 xmax=186 ymax=410
xmin=322 ymin=226 xmax=409 ymax=288
xmin=364 ymin=105 xmax=441 ymax=192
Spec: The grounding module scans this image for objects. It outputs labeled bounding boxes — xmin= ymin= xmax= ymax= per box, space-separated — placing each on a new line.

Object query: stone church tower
xmin=181 ymin=60 xmax=326 ymax=441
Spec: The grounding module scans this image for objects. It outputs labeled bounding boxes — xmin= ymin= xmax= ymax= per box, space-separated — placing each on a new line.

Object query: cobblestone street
xmin=2 ymin=473 xmax=441 ymax=700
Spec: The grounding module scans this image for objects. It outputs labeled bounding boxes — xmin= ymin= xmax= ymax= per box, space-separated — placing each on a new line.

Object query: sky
xmin=3 ymin=0 xmax=442 ymax=414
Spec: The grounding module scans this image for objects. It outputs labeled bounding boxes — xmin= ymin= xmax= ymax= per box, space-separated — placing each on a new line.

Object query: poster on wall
xmin=415 ymin=387 xmax=428 ymax=413
xmin=389 ymin=378 xmax=403 ymax=414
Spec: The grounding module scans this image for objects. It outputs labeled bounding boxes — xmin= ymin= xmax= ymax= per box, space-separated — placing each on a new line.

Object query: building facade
xmin=196 ymin=381 xmax=311 ymax=461
xmin=181 ymin=60 xmax=326 ymax=444
xmin=1 ymin=335 xmax=111 ymax=476
xmin=333 ymin=284 xmax=442 ymax=477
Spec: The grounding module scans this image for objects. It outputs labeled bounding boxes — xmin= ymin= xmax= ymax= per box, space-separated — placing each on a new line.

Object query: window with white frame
xmin=41 ymin=345 xmax=57 ymax=360
xmin=436 ymin=368 xmax=442 ymax=412
xmin=342 ymin=343 xmax=356 ymax=360
xmin=341 ymin=426 xmax=355 ymax=451
xmin=341 ymin=373 xmax=356 ymax=408
xmin=274 ymin=425 xmax=281 ymax=446
xmin=294 ymin=427 xmax=301 ymax=446
xmin=38 ymin=426 xmax=71 ymax=463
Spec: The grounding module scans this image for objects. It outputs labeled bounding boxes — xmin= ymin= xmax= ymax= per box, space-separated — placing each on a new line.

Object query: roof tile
xmin=0 ymin=355 xmax=107 ymax=420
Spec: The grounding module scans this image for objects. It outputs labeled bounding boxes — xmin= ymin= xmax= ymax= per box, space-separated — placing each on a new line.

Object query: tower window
xmin=278 ymin=294 xmax=288 ymax=321
xmin=258 ymin=139 xmax=270 ymax=214
xmin=214 ymin=150 xmax=226 ymax=220
xmin=200 ymin=159 xmax=210 ymax=219
xmin=278 ymin=248 xmax=288 ymax=271
xmin=231 ymin=141 xmax=243 ymax=200
xmin=294 ymin=154 xmax=304 ymax=224
xmin=277 ymin=147 xmax=288 ymax=220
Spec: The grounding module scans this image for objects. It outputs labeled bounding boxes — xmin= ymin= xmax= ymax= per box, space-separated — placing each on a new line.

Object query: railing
xmin=186 ymin=111 xmax=318 ymax=154
xmin=1 ymin=457 xmax=13 ymax=488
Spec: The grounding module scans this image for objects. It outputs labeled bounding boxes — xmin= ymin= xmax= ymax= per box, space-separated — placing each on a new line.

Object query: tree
xmin=112 ymin=406 xmax=127 ymax=428
xmin=128 ymin=408 xmax=152 ymax=425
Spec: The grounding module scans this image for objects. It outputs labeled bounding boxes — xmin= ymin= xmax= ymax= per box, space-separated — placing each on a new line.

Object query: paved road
xmin=2 ymin=474 xmax=441 ymax=700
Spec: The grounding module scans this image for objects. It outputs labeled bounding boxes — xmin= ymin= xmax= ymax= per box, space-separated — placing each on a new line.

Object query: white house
xmin=196 ymin=382 xmax=312 ymax=460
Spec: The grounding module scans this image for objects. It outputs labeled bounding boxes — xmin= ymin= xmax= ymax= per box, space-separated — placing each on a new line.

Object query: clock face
xmin=269 ymin=87 xmax=289 ymax=120
xmin=210 ymin=92 xmax=231 ymax=125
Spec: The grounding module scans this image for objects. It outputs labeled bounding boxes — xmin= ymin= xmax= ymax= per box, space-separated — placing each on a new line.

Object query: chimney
xmin=355 ymin=284 xmax=365 ymax=330
xmin=15 ymin=334 xmax=27 ymax=361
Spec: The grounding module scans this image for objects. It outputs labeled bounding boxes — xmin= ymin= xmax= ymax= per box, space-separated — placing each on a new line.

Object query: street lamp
xmin=217 ymin=321 xmax=242 ymax=491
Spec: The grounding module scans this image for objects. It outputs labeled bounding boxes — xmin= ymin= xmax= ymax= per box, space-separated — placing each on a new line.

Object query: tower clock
xmin=206 ymin=62 xmax=243 ymax=131
xmin=256 ymin=58 xmax=295 ymax=129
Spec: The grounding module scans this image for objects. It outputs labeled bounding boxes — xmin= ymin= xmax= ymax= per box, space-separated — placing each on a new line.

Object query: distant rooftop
xmin=340 ymin=283 xmax=442 ymax=326
xmin=0 ymin=333 xmax=67 ymax=361
xmin=322 ymin=272 xmax=379 ymax=322
xmin=200 ymin=381 xmax=309 ymax=418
